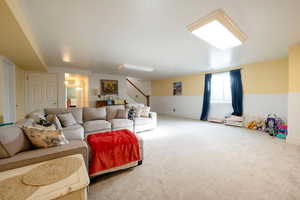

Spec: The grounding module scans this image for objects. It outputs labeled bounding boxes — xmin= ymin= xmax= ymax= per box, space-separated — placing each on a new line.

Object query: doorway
xmin=64 ymin=73 xmax=89 ymax=108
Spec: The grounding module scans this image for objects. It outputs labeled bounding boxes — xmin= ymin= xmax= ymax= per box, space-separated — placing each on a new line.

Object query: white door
xmin=26 ymin=73 xmax=58 ymax=113
xmin=0 ymin=57 xmax=16 ymax=122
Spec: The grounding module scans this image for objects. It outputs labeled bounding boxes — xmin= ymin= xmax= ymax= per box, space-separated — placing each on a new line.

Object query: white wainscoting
xmin=151 ymin=93 xmax=288 ymax=120
xmin=150 ymin=96 xmax=203 ymax=120
xmin=244 ymin=94 xmax=287 ymax=120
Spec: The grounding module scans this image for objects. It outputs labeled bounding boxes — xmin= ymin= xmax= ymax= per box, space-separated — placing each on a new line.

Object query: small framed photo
xmin=173 ymin=82 xmax=182 ymax=96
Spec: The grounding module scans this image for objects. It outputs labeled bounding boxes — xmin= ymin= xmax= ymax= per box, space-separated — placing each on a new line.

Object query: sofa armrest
xmin=149 ymin=112 xmax=157 ymax=128
xmin=0 ymin=141 xmax=88 ymax=172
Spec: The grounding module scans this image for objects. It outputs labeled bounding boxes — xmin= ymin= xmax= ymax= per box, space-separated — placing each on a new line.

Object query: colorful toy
xmin=276 ymin=133 xmax=287 ymax=139
xmin=265 ymin=114 xmax=287 ymax=137
xmin=246 ymin=119 xmax=265 ymax=131
xmin=265 ymin=114 xmax=279 ymax=136
xmin=277 ymin=125 xmax=287 ymax=133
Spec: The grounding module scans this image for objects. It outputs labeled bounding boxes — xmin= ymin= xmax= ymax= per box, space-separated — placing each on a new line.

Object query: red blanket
xmin=87 ymin=129 xmax=141 ymax=176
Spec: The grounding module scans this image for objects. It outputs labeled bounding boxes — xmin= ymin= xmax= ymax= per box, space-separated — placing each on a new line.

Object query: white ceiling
xmin=15 ymin=0 xmax=300 ymax=79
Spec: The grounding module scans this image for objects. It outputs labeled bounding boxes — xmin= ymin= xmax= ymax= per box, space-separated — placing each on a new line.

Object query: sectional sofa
xmin=43 ymin=104 xmax=157 ymax=140
xmin=0 ymin=104 xmax=157 ymax=176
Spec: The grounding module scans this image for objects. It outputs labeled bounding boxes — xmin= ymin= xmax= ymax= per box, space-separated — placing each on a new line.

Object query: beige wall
xmin=0 ymin=61 xmax=3 ymax=122
xmin=288 ymin=45 xmax=300 ymax=92
xmin=0 ymin=0 xmax=47 ymax=71
xmin=287 ymin=44 xmax=300 ymax=145
xmin=152 ymin=74 xmax=204 ymax=96
xmin=151 ymin=58 xmax=288 ymax=96
xmin=15 ymin=66 xmax=25 ymax=120
xmin=242 ymin=58 xmax=288 ymax=94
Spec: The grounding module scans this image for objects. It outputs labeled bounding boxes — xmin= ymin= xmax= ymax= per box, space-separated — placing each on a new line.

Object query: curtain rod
xmin=204 ymin=67 xmax=243 ymax=75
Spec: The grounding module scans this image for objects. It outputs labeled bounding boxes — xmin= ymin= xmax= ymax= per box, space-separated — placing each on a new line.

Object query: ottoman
xmin=87 ymin=129 xmax=143 ymax=177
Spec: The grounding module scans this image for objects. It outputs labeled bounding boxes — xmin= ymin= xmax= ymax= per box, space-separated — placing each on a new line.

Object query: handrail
xmin=126 ymin=78 xmax=150 ymax=106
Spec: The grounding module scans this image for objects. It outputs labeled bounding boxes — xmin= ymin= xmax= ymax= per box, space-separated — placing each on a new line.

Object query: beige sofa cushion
xmin=0 ymin=126 xmax=32 ymax=158
xmin=83 ymin=107 xmax=106 ymax=121
xmin=115 ymin=109 xmax=129 ymax=119
xmin=83 ymin=120 xmax=111 ymax=133
xmin=134 ymin=117 xmax=153 ymax=125
xmin=109 ymin=119 xmax=133 ymax=129
xmin=106 ymin=105 xmax=125 ymax=121
xmin=45 ymin=108 xmax=83 ymax=124
xmin=0 ymin=140 xmax=88 ymax=172
xmin=62 ymin=125 xmax=84 ymax=140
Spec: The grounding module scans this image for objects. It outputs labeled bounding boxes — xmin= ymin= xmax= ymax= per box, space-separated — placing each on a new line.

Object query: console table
xmin=96 ymin=100 xmax=126 ymax=108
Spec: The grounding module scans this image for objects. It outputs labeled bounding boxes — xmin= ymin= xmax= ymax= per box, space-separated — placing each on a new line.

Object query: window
xmin=211 ymin=72 xmax=231 ymax=103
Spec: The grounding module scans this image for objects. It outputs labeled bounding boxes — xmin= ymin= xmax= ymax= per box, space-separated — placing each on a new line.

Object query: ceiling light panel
xmin=187 ymin=9 xmax=247 ymax=50
xmin=120 ymin=64 xmax=154 ymax=72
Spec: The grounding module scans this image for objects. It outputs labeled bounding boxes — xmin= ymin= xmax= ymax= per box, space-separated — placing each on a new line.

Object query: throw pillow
xmin=128 ymin=108 xmax=136 ymax=120
xmin=46 ymin=114 xmax=63 ymax=129
xmin=67 ymin=108 xmax=83 ymax=124
xmin=57 ymin=113 xmax=77 ymax=127
xmin=44 ymin=108 xmax=83 ymax=124
xmin=23 ymin=127 xmax=69 ymax=148
xmin=106 ymin=105 xmax=125 ymax=121
xmin=135 ymin=107 xmax=143 ymax=118
xmin=116 ymin=109 xmax=129 ymax=119
xmin=140 ymin=106 xmax=151 ymax=118
xmin=26 ymin=110 xmax=46 ymax=122
xmin=0 ymin=126 xmax=32 ymax=158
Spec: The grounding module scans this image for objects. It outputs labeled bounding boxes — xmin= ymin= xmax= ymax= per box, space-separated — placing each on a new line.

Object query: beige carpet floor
xmin=88 ymin=115 xmax=300 ymax=200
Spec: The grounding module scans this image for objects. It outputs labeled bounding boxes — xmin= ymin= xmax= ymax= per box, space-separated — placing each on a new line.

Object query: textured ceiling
xmin=14 ymin=0 xmax=300 ymax=79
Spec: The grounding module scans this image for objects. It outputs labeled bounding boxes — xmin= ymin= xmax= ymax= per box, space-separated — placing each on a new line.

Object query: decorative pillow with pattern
xmin=46 ymin=114 xmax=63 ymax=129
xmin=23 ymin=127 xmax=69 ymax=148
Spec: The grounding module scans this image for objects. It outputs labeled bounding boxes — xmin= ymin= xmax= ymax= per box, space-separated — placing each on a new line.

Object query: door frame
xmin=25 ymin=72 xmax=59 ymax=114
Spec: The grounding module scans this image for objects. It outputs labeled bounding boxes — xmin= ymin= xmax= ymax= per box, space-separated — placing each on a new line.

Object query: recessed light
xmin=120 ymin=64 xmax=154 ymax=72
xmin=64 ymin=81 xmax=69 ymax=85
xmin=63 ymin=54 xmax=71 ymax=62
xmin=187 ymin=9 xmax=247 ymax=50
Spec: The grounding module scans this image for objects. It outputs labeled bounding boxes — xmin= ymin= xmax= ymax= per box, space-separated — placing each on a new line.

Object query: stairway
xmin=126 ymin=77 xmax=150 ymax=106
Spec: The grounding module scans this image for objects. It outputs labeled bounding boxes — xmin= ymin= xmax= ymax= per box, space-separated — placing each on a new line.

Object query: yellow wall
xmin=152 ymin=74 xmax=204 ymax=96
xmin=15 ymin=66 xmax=25 ymax=120
xmin=288 ymin=45 xmax=300 ymax=92
xmin=242 ymin=58 xmax=288 ymax=94
xmin=151 ymin=58 xmax=288 ymax=96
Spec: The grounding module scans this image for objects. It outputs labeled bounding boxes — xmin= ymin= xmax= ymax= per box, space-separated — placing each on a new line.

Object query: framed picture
xmin=101 ymin=80 xmax=119 ymax=95
xmin=173 ymin=81 xmax=182 ymax=96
